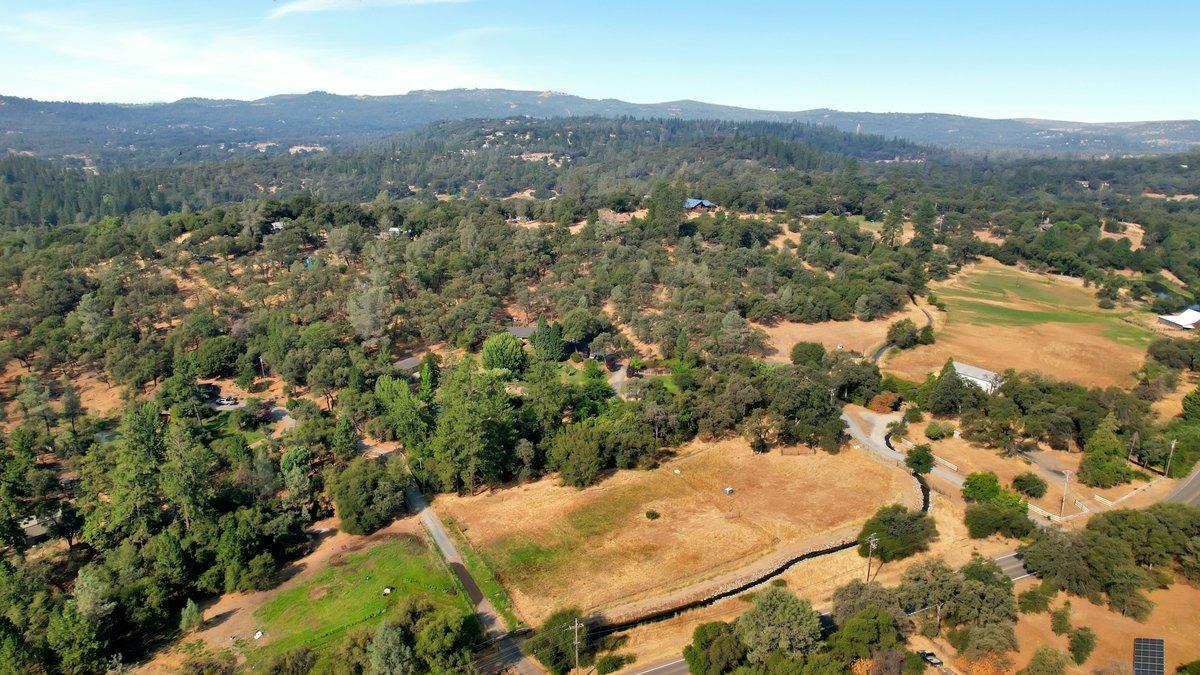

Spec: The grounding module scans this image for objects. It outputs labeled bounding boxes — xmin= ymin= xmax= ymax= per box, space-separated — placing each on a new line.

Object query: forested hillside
xmin=3 ymin=89 xmax=1199 ymax=167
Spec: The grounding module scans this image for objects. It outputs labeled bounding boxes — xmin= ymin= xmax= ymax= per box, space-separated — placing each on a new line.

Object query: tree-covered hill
xmin=3 ymin=88 xmax=1198 ymax=167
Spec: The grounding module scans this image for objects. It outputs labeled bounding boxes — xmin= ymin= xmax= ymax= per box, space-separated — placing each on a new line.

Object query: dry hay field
xmin=435 ymin=437 xmax=909 ymax=625
xmin=607 ymin=491 xmax=1012 ymax=670
xmin=1011 ymin=580 xmax=1200 ymax=673
xmin=1100 ymin=221 xmax=1145 ymax=250
xmin=885 ymin=259 xmax=1153 ymax=388
xmin=756 ymin=302 xmax=932 ymax=362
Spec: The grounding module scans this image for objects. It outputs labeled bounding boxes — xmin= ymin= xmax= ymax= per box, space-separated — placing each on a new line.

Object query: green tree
xmin=375 ymin=375 xmax=429 ymax=451
xmin=906 ymin=445 xmax=934 ymax=474
xmin=962 ymin=472 xmax=1001 ymax=503
xmin=180 ymin=598 xmax=204 ymax=633
xmin=858 ymin=505 xmax=937 ymax=563
xmin=527 ymin=608 xmax=588 ymax=675
xmin=928 ymin=360 xmax=967 ymax=415
xmin=826 ymin=607 xmax=902 ymax=664
xmin=1182 ymin=387 xmax=1200 ymax=421
xmin=789 ymin=341 xmax=826 ymax=367
xmin=1068 ymin=627 xmax=1096 ymax=665
xmin=481 ymin=332 xmax=527 ymax=374
xmin=530 ymin=318 xmax=566 ymax=361
xmin=47 ymin=603 xmax=105 ymax=675
xmin=422 ymin=359 xmax=515 ymax=492
xmin=329 ymin=458 xmax=410 ymax=535
xmin=887 ymin=319 xmax=920 ymax=349
xmin=1012 ymin=472 xmax=1048 ymax=498
xmin=682 ymin=621 xmax=746 ymax=675
xmin=193 ymin=335 xmax=240 ymax=378
xmin=331 ymin=414 xmax=360 ymax=462
xmin=1022 ymin=646 xmax=1069 ymax=675
xmin=733 ymin=586 xmax=822 ymax=663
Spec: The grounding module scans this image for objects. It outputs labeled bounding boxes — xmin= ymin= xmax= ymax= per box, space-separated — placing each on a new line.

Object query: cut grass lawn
xmin=886 ymin=259 xmax=1154 ymax=388
xmin=245 ymin=536 xmax=472 ymax=666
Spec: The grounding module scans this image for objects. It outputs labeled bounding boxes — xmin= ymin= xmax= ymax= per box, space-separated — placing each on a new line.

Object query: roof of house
xmin=397 ymin=356 xmax=423 ymax=371
xmin=505 ymin=325 xmax=537 ymax=339
xmin=1159 ymin=308 xmax=1200 ymax=328
xmin=952 ymin=360 xmax=1001 ymax=384
xmin=684 ymin=198 xmax=715 ymax=209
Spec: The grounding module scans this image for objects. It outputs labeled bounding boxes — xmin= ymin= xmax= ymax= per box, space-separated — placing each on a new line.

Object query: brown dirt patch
xmin=1012 ymin=582 xmax=1200 ymax=672
xmin=1100 ymin=222 xmax=1145 ymax=250
xmin=755 ymin=303 xmax=932 ymax=362
xmin=1152 ymin=372 xmax=1198 ymax=423
xmin=437 ymin=438 xmax=908 ymax=625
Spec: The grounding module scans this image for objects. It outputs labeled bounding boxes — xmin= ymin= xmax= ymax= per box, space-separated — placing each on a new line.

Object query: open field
xmin=607 ymin=491 xmax=1013 ymax=672
xmin=436 ymin=438 xmax=909 ymax=625
xmin=1010 ymin=581 xmax=1200 ymax=673
xmin=1100 ymin=221 xmax=1145 ymax=250
xmin=885 ymin=259 xmax=1153 ymax=387
xmin=755 ymin=302 xmax=932 ymax=362
xmin=137 ymin=517 xmax=459 ymax=673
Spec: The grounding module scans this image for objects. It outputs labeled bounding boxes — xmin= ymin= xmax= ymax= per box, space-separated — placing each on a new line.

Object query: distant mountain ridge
xmin=3 ymin=88 xmax=1198 ymax=167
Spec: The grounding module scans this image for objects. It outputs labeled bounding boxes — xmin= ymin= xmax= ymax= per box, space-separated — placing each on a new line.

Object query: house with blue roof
xmin=684 ymin=198 xmax=716 ymax=210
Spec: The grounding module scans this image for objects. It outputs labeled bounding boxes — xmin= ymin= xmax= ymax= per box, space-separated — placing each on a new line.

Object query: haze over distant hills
xmin=3 ymin=88 xmax=1199 ymax=167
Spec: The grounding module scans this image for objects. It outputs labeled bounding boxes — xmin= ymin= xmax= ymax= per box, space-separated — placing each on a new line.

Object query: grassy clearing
xmin=937 ymin=264 xmax=1151 ymax=348
xmin=246 ymin=537 xmax=470 ymax=665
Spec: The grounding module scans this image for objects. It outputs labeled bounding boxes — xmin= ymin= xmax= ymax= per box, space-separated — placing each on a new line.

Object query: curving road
xmin=870 ymin=307 xmax=934 ymax=364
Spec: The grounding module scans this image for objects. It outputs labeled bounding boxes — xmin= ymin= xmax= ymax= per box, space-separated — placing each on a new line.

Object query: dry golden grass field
xmin=885 ymin=259 xmax=1153 ymax=388
xmin=755 ymin=302 xmax=932 ymax=363
xmin=435 ymin=438 xmax=908 ymax=625
xmin=1010 ymin=581 xmax=1200 ymax=673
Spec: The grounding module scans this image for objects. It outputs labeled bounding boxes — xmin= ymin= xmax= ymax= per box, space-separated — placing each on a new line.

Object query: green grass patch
xmin=940 ymin=266 xmax=1153 ymax=348
xmin=246 ymin=537 xmax=470 ymax=665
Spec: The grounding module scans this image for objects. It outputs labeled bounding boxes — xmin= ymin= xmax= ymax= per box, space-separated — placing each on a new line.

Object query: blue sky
xmin=1 ymin=0 xmax=1197 ymax=121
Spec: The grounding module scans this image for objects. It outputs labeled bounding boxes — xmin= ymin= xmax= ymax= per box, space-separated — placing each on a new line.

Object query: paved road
xmin=1166 ymin=461 xmax=1200 ymax=505
xmin=403 ymin=486 xmax=542 ymax=674
xmin=870 ymin=307 xmax=933 ymax=364
xmin=840 ymin=408 xmax=963 ymax=486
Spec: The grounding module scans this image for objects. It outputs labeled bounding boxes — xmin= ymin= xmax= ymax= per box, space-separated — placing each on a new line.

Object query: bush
xmin=962 ymin=472 xmax=1002 ymax=502
xmin=1050 ymin=603 xmax=1072 ymax=635
xmin=1012 ymin=472 xmax=1048 ymax=498
xmin=906 ymin=445 xmax=934 ymax=474
xmin=965 ymin=502 xmax=1034 ymax=539
xmin=904 ymin=406 xmax=924 ymax=423
xmin=857 ymin=505 xmax=937 ymax=562
xmin=924 ymin=420 xmax=954 ymax=440
xmin=645 ymin=510 xmax=660 ymax=520
xmin=1024 ymin=646 xmax=1070 ymax=674
xmin=869 ymin=391 xmax=901 ymax=413
xmin=1068 ymin=627 xmax=1096 ymax=665
xmin=887 ymin=319 xmax=920 ymax=349
xmin=790 ymin=341 xmax=826 ymax=367
xmin=1017 ymin=584 xmax=1052 ymax=614
xmin=596 ymin=654 xmax=634 ymax=674
xmin=528 ymin=608 xmax=592 ymax=675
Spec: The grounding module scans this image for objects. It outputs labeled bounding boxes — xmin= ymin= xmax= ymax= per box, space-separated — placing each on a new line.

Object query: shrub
xmin=1017 ymin=584 xmax=1052 ymax=614
xmin=528 ymin=608 xmax=591 ymax=675
xmin=924 ymin=420 xmax=954 ymax=440
xmin=868 ymin=391 xmax=901 ymax=413
xmin=1024 ymin=646 xmax=1070 ymax=674
xmin=1050 ymin=603 xmax=1072 ymax=635
xmin=1068 ymin=627 xmax=1096 ymax=665
xmin=904 ymin=406 xmax=923 ymax=423
xmin=596 ymin=654 xmax=634 ymax=674
xmin=962 ymin=472 xmax=1002 ymax=502
xmin=887 ymin=319 xmax=921 ymax=349
xmin=645 ymin=510 xmax=660 ymax=520
xmin=790 ymin=341 xmax=826 ymax=367
xmin=965 ymin=502 xmax=1034 ymax=539
xmin=1012 ymin=472 xmax=1048 ymax=498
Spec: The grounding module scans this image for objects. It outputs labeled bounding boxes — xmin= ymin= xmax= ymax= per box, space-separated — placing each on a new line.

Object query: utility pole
xmin=1166 ymin=439 xmax=1177 ymax=478
xmin=563 ymin=617 xmax=585 ymax=672
xmin=866 ymin=533 xmax=879 ymax=581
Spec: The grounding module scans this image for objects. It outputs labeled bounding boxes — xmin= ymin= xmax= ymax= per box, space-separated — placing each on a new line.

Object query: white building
xmin=1158 ymin=308 xmax=1200 ymax=330
xmin=952 ymin=361 xmax=1003 ymax=394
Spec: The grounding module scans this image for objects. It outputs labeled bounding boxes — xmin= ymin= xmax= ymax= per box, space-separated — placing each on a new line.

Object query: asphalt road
xmin=1166 ymin=462 xmax=1200 ymax=505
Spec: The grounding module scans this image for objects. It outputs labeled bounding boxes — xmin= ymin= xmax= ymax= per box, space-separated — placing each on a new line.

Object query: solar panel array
xmin=1133 ymin=637 xmax=1165 ymax=675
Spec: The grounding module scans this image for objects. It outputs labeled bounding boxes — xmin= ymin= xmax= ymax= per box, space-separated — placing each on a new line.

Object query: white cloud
xmin=268 ymin=0 xmax=468 ymax=20
xmin=0 ymin=10 xmax=514 ymax=103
